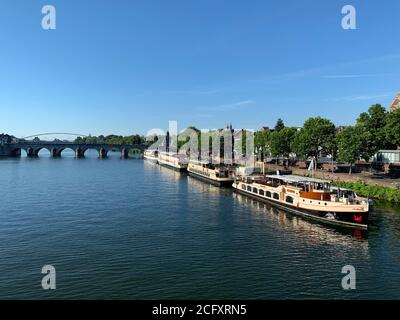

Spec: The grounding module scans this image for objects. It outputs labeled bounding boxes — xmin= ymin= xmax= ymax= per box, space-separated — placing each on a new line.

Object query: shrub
xmin=334 ymin=181 xmax=400 ymax=202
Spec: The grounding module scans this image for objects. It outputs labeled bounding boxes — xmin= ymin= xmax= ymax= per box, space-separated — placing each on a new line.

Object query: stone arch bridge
xmin=0 ymin=141 xmax=145 ymax=158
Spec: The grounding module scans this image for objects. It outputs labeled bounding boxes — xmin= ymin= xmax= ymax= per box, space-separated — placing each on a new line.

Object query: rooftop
xmin=390 ymin=92 xmax=400 ymax=112
xmin=377 ymin=150 xmax=400 ymax=153
xmin=265 ymin=174 xmax=331 ymax=184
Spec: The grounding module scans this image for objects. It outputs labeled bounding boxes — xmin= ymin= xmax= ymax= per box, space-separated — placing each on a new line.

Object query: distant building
xmin=260 ymin=126 xmax=274 ymax=132
xmin=336 ymin=125 xmax=348 ymax=133
xmin=390 ymin=92 xmax=400 ymax=112
xmin=373 ymin=150 xmax=400 ymax=164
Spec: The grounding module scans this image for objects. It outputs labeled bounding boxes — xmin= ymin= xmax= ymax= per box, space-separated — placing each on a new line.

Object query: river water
xmin=0 ymin=150 xmax=399 ymax=299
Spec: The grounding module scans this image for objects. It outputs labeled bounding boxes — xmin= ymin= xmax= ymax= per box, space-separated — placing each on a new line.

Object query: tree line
xmin=76 ymin=103 xmax=400 ymax=168
xmin=74 ymin=134 xmax=146 ymax=145
xmin=255 ymin=104 xmax=400 ymax=171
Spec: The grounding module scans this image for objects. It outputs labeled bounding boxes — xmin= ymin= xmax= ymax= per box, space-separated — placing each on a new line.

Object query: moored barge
xmin=233 ymin=174 xmax=369 ymax=229
xmin=144 ymin=149 xmax=159 ymax=163
xmin=187 ymin=160 xmax=235 ymax=187
xmin=158 ymin=152 xmax=188 ymax=172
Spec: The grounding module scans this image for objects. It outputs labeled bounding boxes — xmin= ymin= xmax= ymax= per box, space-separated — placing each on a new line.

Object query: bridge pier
xmin=121 ymin=148 xmax=129 ymax=159
xmin=12 ymin=149 xmax=21 ymax=157
xmin=75 ymin=148 xmax=84 ymax=158
xmin=99 ymin=148 xmax=108 ymax=159
xmin=26 ymin=148 xmax=38 ymax=158
xmin=51 ymin=148 xmax=61 ymax=158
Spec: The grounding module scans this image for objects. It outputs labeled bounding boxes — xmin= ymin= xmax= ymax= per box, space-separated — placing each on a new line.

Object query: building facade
xmin=390 ymin=92 xmax=400 ymax=112
xmin=373 ymin=150 xmax=400 ymax=164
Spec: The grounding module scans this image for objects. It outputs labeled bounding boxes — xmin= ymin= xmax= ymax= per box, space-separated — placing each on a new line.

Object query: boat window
xmin=286 ymin=196 xmax=293 ymax=203
xmin=266 ymin=191 xmax=271 ymax=198
xmin=259 ymin=189 xmax=264 ymax=196
xmin=242 ymin=184 xmax=246 ymax=190
xmin=273 ymin=193 xmax=279 ymax=200
xmin=253 ymin=188 xmax=257 ymax=193
xmin=247 ymin=186 xmax=251 ymax=192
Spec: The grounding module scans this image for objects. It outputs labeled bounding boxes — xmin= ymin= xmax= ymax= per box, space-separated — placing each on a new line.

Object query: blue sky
xmin=1 ymin=0 xmax=400 ymax=137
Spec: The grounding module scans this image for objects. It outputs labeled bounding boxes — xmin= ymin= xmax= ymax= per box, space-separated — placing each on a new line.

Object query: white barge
xmin=233 ymin=174 xmax=370 ymax=229
xmin=158 ymin=152 xmax=188 ymax=172
xmin=187 ymin=161 xmax=235 ymax=187
xmin=144 ymin=149 xmax=159 ymax=163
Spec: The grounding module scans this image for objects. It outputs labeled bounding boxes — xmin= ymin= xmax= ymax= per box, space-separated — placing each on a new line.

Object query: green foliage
xmin=292 ymin=117 xmax=336 ymax=160
xmin=74 ymin=134 xmax=145 ymax=145
xmin=129 ymin=148 xmax=142 ymax=154
xmin=336 ymin=126 xmax=363 ymax=173
xmin=335 ymin=181 xmax=400 ymax=203
xmin=269 ymin=127 xmax=297 ymax=157
xmin=384 ymin=108 xmax=400 ymax=148
xmin=274 ymin=118 xmax=285 ymax=132
xmin=254 ymin=103 xmax=394 ymax=164
xmin=255 ymin=129 xmax=271 ymax=159
xmin=355 ymin=104 xmax=389 ymax=160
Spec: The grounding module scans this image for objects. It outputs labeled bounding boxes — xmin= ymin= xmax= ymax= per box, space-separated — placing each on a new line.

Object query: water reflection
xmin=233 ymin=192 xmax=369 ymax=249
xmin=144 ymin=161 xmax=186 ymax=183
xmin=184 ymin=171 xmax=370 ymax=252
xmin=186 ymin=174 xmax=231 ymax=195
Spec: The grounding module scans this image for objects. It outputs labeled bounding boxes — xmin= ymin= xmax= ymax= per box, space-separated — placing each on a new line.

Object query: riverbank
xmin=262 ymin=163 xmax=400 ymax=203
xmin=334 ymin=181 xmax=400 ymax=203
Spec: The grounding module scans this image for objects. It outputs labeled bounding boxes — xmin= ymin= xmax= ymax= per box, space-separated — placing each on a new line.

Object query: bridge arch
xmin=129 ymin=146 xmax=145 ymax=153
xmin=56 ymin=147 xmax=76 ymax=157
xmin=36 ymin=148 xmax=51 ymax=157
xmin=77 ymin=147 xmax=110 ymax=158
xmin=27 ymin=147 xmax=52 ymax=157
xmin=2 ymin=140 xmax=146 ymax=159
xmin=120 ymin=146 xmax=143 ymax=158
xmin=23 ymin=146 xmax=50 ymax=157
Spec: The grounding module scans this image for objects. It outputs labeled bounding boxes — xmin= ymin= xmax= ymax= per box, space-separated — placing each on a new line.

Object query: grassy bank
xmin=334 ymin=181 xmax=400 ymax=203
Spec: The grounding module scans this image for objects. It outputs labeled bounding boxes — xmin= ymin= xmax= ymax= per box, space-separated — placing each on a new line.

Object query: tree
xmin=384 ymin=109 xmax=400 ymax=149
xmin=254 ymin=129 xmax=271 ymax=161
xmin=274 ymin=118 xmax=285 ymax=132
xmin=74 ymin=134 xmax=146 ymax=145
xmin=292 ymin=117 xmax=336 ymax=161
xmin=269 ymin=127 xmax=297 ymax=158
xmin=355 ymin=104 xmax=389 ymax=160
xmin=98 ymin=135 xmax=105 ymax=143
xmin=336 ymin=126 xmax=363 ymax=174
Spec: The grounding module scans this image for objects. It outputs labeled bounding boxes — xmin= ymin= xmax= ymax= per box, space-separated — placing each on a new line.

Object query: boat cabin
xmin=243 ymin=175 xmax=333 ymax=201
